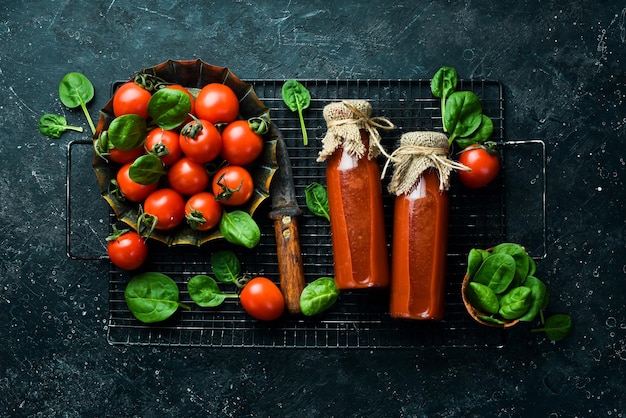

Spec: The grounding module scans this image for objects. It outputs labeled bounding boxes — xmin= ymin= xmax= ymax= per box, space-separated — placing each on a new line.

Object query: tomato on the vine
xmin=239 ymin=277 xmax=285 ymax=321
xmin=179 ymin=118 xmax=222 ymax=164
xmin=145 ymin=128 xmax=182 ymax=166
xmin=116 ymin=162 xmax=159 ymax=203
xmin=195 ymin=83 xmax=239 ymax=124
xmin=108 ymin=146 xmax=144 ymax=165
xmin=113 ymin=81 xmax=152 ymax=119
xmin=457 ymin=144 xmax=500 ymax=188
xmin=185 ymin=192 xmax=222 ymax=231
xmin=143 ymin=188 xmax=186 ymax=231
xmin=212 ymin=165 xmax=254 ymax=206
xmin=220 ymin=120 xmax=264 ymax=166
xmin=168 ymin=157 xmax=210 ymax=196
xmin=106 ymin=227 xmax=148 ymax=270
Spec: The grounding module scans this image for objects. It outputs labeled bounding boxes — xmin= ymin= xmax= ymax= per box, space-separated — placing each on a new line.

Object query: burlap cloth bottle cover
xmin=385 ymin=131 xmax=470 ymax=194
xmin=317 ymin=100 xmax=394 ymax=162
xmin=316 ymin=99 xmax=467 ymax=189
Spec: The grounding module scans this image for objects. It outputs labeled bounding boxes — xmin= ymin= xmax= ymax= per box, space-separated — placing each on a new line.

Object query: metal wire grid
xmin=101 ymin=78 xmax=508 ymax=348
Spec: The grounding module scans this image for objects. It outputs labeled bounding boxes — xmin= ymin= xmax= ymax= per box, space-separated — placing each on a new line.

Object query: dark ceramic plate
xmin=93 ymin=59 xmax=278 ymax=246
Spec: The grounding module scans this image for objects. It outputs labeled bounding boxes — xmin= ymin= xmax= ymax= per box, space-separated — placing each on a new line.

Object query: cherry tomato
xmin=112 ymin=81 xmax=152 ymax=119
xmin=145 ymin=128 xmax=182 ymax=166
xmin=106 ymin=228 xmax=148 ymax=270
xmin=220 ymin=120 xmax=264 ymax=166
xmin=108 ymin=146 xmax=144 ymax=165
xmin=185 ymin=192 xmax=222 ymax=231
xmin=212 ymin=165 xmax=254 ymax=206
xmin=116 ymin=162 xmax=159 ymax=203
xmin=168 ymin=156 xmax=210 ymax=196
xmin=179 ymin=118 xmax=222 ymax=164
xmin=457 ymin=144 xmax=501 ymax=188
xmin=195 ymin=83 xmax=239 ymax=124
xmin=143 ymin=188 xmax=186 ymax=230
xmin=239 ymin=277 xmax=285 ymax=321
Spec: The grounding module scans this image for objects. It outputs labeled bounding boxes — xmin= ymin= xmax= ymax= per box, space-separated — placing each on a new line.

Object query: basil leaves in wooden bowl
xmin=461 ymin=243 xmax=547 ymax=328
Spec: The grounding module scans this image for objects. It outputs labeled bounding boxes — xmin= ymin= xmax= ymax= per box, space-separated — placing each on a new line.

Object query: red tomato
xmin=116 ymin=162 xmax=159 ymax=203
xmin=108 ymin=146 xmax=144 ymax=164
xmin=179 ymin=118 xmax=222 ymax=163
xmin=195 ymin=83 xmax=239 ymax=124
xmin=143 ymin=188 xmax=186 ymax=230
xmin=168 ymin=157 xmax=210 ymax=196
xmin=145 ymin=128 xmax=182 ymax=166
xmin=212 ymin=166 xmax=254 ymax=206
xmin=112 ymin=82 xmax=152 ymax=119
xmin=457 ymin=144 xmax=501 ymax=188
xmin=220 ymin=120 xmax=264 ymax=166
xmin=106 ymin=229 xmax=148 ymax=270
xmin=240 ymin=277 xmax=285 ymax=321
xmin=185 ymin=192 xmax=222 ymax=231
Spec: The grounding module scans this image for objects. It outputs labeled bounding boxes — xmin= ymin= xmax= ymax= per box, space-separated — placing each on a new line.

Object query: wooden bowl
xmin=461 ymin=249 xmax=520 ymax=328
xmin=92 ymin=59 xmax=278 ymax=246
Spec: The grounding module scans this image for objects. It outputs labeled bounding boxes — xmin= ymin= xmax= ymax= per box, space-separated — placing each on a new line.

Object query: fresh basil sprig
xmin=124 ymin=272 xmax=190 ymax=323
xmin=58 ymin=72 xmax=97 ymax=134
xmin=281 ymin=80 xmax=311 ymax=146
xmin=305 ymin=182 xmax=330 ymax=221
xmin=431 ymin=66 xmax=494 ymax=149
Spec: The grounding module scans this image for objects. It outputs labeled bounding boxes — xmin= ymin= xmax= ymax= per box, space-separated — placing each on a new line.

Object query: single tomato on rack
xmin=457 ymin=143 xmax=500 ymax=188
xmin=240 ymin=277 xmax=285 ymax=321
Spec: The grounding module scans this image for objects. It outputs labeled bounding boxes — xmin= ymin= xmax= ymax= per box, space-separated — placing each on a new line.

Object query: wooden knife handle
xmin=273 ymin=214 xmax=305 ymax=314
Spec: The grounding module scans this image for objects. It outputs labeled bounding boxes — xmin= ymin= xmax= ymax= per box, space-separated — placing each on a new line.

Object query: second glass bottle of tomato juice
xmin=317 ymin=100 xmax=394 ymax=290
xmin=387 ymin=131 xmax=462 ymax=319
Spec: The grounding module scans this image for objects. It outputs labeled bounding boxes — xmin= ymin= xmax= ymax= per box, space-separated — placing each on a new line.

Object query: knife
xmin=269 ymin=129 xmax=306 ymax=314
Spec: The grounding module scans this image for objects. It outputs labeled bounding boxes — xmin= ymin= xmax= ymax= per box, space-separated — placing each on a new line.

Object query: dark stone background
xmin=1 ymin=1 xmax=624 ymax=416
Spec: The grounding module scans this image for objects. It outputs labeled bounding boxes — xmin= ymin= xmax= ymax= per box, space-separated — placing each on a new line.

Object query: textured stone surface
xmin=1 ymin=1 xmax=624 ymax=416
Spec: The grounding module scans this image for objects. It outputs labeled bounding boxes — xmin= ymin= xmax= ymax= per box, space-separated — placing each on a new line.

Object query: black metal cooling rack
xmin=66 ymin=78 xmax=546 ymax=348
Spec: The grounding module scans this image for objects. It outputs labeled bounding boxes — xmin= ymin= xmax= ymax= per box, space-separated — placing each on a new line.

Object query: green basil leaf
xmin=219 ymin=210 xmax=261 ymax=249
xmin=58 ymin=72 xmax=97 ymax=134
xmin=456 ymin=115 xmax=493 ymax=149
xmin=211 ymin=251 xmax=241 ymax=284
xmin=518 ymin=276 xmax=549 ymax=322
xmin=107 ymin=114 xmax=148 ymax=151
xmin=300 ymin=277 xmax=340 ymax=316
xmin=129 ymin=154 xmax=165 ymax=185
xmin=473 ymin=253 xmax=516 ymax=294
xmin=148 ymin=88 xmax=192 ymax=130
xmin=498 ymin=286 xmax=532 ymax=320
xmin=492 ymin=243 xmax=531 ymax=287
xmin=38 ymin=114 xmax=83 ymax=139
xmin=467 ymin=282 xmax=499 ymax=314
xmin=187 ymin=275 xmax=236 ymax=307
xmin=58 ymin=72 xmax=94 ymax=109
xmin=304 ymin=182 xmax=330 ymax=221
xmin=444 ymin=91 xmax=483 ymax=140
xmin=532 ymin=314 xmax=573 ymax=341
xmin=430 ymin=66 xmax=458 ymax=99
xmin=281 ymin=80 xmax=311 ymax=145
xmin=124 ymin=272 xmax=189 ymax=323
xmin=466 ymin=248 xmax=491 ymax=279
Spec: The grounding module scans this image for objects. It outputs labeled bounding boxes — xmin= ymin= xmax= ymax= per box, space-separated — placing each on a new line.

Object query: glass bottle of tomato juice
xmin=318 ymin=100 xmax=392 ymax=290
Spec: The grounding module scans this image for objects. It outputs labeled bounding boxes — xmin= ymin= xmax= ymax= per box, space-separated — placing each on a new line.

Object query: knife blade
xmin=269 ymin=129 xmax=306 ymax=314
